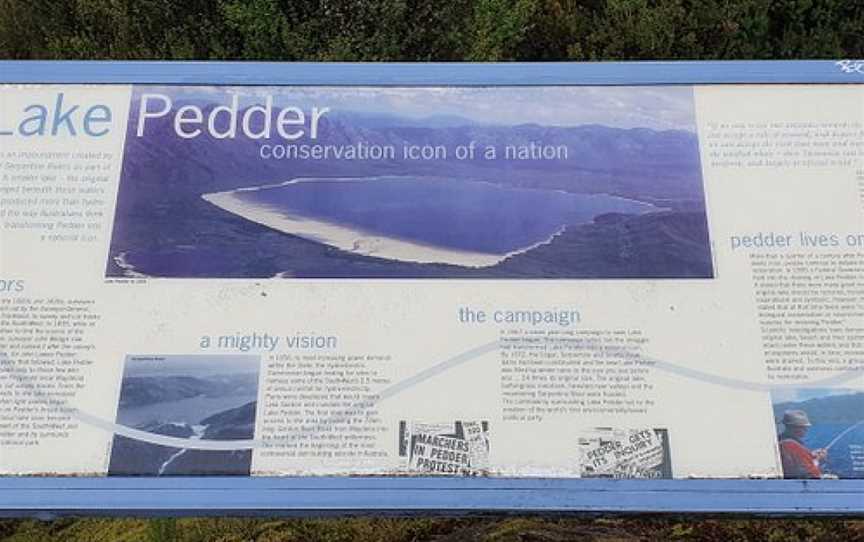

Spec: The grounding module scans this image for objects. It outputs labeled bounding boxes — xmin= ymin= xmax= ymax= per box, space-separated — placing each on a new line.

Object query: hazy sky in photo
xmin=123 ymin=354 xmax=260 ymax=377
xmin=771 ymin=387 xmax=859 ymax=405
xmin=146 ymin=85 xmax=697 ymax=131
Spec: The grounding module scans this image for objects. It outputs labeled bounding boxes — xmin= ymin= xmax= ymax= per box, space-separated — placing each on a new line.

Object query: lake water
xmin=800 ymin=423 xmax=864 ymax=479
xmin=117 ymin=394 xmax=258 ymax=428
xmin=216 ymin=177 xmax=656 ymax=258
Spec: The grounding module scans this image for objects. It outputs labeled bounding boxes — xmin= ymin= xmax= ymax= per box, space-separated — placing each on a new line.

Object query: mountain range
xmin=774 ymin=392 xmax=864 ymax=425
xmin=118 ymin=373 xmax=259 ymax=408
xmin=107 ymin=97 xmax=712 ymax=279
xmin=108 ymin=400 xmax=257 ymax=476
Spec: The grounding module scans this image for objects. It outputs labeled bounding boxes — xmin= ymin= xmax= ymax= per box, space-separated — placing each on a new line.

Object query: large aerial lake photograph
xmin=107 ymin=85 xmax=714 ymax=279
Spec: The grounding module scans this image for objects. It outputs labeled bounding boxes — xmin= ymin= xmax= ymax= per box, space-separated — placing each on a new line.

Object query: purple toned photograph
xmin=107 ymin=85 xmax=713 ymax=279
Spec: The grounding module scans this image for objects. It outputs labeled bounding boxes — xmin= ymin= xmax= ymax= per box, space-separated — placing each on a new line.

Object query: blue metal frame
xmin=1 ymin=477 xmax=862 ymax=517
xmin=1 ymin=60 xmax=862 ymax=516
xmin=0 ymin=59 xmax=863 ymax=85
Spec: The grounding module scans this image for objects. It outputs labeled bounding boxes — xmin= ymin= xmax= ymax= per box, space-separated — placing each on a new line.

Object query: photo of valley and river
xmin=107 ymin=86 xmax=714 ymax=279
xmin=108 ymin=355 xmax=259 ymax=476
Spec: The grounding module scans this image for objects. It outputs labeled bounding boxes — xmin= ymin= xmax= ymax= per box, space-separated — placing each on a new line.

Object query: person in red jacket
xmin=778 ymin=410 xmax=827 ymax=479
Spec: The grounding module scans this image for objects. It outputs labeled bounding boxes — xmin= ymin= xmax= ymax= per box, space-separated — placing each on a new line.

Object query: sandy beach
xmin=202 ymin=186 xmax=516 ymax=267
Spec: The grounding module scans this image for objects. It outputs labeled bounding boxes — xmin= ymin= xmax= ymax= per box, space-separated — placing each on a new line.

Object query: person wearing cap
xmin=778 ymin=410 xmax=827 ymax=479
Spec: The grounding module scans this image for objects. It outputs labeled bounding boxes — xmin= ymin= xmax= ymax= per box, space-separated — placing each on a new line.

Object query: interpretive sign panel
xmin=0 ymin=60 xmax=862 ymax=514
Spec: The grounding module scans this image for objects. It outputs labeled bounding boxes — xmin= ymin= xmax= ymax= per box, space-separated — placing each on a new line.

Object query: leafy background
xmin=1 ymin=0 xmax=862 ymax=61
xmin=1 ymin=0 xmax=863 ymax=539
xmin=1 ymin=517 xmax=864 ymax=542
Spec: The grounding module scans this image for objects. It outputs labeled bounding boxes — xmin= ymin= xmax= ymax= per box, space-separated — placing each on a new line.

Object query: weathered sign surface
xmin=0 ymin=60 xmax=862 ymax=513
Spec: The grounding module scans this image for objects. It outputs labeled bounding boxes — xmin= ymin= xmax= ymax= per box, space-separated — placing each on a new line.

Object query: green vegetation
xmin=1 ymin=0 xmax=862 ymax=61
xmin=1 ymin=516 xmax=864 ymax=541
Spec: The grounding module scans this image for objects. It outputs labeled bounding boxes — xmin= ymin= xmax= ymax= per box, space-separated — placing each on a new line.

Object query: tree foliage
xmin=0 ymin=0 xmax=861 ymax=60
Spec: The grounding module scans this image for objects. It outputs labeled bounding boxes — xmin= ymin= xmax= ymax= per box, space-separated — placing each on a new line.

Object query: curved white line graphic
xmin=1 ymin=339 xmax=860 ymax=452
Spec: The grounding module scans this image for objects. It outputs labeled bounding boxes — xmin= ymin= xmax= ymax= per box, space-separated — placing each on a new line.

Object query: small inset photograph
xmin=771 ymin=387 xmax=864 ymax=479
xmin=578 ymin=427 xmax=672 ymax=479
xmin=398 ymin=420 xmax=490 ymax=475
xmin=108 ymin=354 xmax=260 ymax=476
